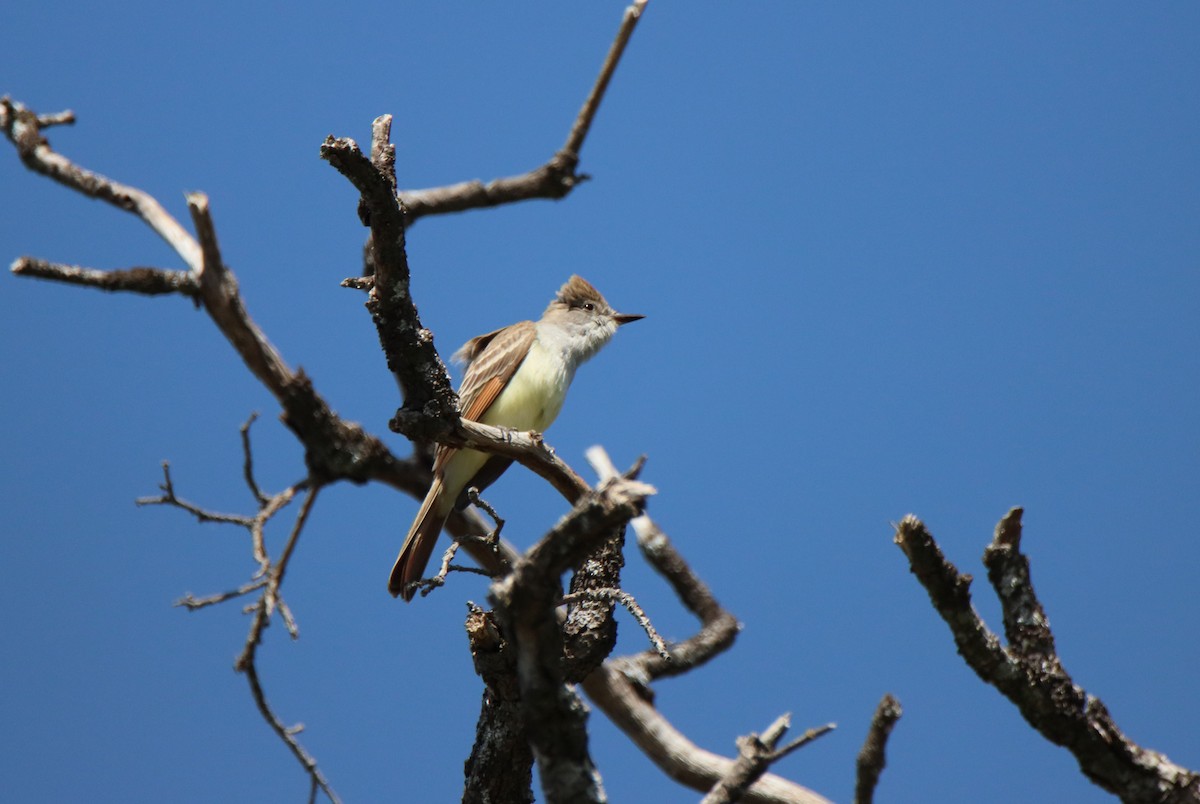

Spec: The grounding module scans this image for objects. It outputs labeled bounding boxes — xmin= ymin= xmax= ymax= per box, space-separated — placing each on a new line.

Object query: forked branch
xmin=895 ymin=510 xmax=1200 ymax=803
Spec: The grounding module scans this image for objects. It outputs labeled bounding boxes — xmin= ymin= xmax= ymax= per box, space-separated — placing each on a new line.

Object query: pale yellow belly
xmin=441 ymin=338 xmax=571 ymax=510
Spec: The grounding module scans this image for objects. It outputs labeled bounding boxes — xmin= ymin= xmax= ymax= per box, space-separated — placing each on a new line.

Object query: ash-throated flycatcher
xmin=389 ymin=275 xmax=643 ymax=600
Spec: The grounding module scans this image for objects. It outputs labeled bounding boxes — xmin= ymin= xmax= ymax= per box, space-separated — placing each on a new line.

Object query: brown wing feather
xmin=432 ymin=321 xmax=536 ymax=475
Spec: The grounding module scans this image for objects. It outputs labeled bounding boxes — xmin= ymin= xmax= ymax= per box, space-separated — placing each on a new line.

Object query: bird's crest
xmin=553 ymin=275 xmax=607 ymax=310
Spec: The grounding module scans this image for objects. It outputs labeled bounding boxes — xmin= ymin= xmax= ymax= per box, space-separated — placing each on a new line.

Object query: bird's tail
xmin=389 ymin=476 xmax=450 ymax=600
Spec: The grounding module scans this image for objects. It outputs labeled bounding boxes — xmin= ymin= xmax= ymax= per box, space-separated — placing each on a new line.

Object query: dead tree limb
xmin=896 ymin=509 xmax=1200 ymax=803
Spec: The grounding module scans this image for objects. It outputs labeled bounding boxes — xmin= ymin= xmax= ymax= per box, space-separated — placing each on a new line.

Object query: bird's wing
xmin=433 ymin=320 xmax=536 ymax=474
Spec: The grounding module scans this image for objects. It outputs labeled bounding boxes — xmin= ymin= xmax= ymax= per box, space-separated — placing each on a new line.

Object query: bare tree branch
xmin=3 ymin=95 xmax=526 ymax=594
xmin=397 ymin=0 xmax=650 ymax=224
xmin=582 ymin=664 xmax=832 ymax=804
xmin=854 ymin=694 xmax=902 ymax=804
xmin=188 ymin=192 xmax=295 ymax=394
xmin=6 ymin=91 xmax=834 ymax=802
xmin=896 ymin=510 xmax=1200 ymax=803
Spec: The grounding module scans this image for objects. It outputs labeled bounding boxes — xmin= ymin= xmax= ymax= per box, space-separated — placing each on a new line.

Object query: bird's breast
xmin=481 ymin=339 xmax=573 ymax=433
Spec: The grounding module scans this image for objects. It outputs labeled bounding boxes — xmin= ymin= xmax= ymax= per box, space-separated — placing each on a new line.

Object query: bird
xmin=389 ymin=275 xmax=643 ymax=600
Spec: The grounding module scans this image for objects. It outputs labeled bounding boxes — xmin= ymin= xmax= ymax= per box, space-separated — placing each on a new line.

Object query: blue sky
xmin=3 ymin=2 xmax=1198 ymax=802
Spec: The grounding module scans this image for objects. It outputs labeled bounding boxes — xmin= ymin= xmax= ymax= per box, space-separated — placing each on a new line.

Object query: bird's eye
xmin=582 ymin=302 xmax=595 ymax=311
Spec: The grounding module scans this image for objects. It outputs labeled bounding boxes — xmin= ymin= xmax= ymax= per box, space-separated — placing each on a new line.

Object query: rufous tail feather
xmin=389 ymin=477 xmax=449 ymax=601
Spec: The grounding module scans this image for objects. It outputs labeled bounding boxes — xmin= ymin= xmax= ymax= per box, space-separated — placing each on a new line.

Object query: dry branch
xmin=397 ymin=0 xmax=649 ymax=224
xmin=896 ymin=510 xmax=1200 ymax=803
xmin=137 ymin=441 xmax=334 ymax=800
xmin=233 ymin=487 xmax=340 ymax=803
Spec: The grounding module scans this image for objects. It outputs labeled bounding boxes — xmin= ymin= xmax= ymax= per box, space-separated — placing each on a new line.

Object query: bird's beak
xmin=614 ymin=313 xmax=644 ymax=326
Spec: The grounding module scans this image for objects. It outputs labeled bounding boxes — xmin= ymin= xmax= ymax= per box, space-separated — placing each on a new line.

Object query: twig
xmin=234 ymin=487 xmax=337 ymax=801
xmin=854 ymin=694 xmax=902 ymax=804
xmin=240 ymin=413 xmax=270 ymax=506
xmin=560 ymin=587 xmax=669 ymax=659
xmin=414 ymin=531 xmax=500 ymax=599
xmin=466 ymin=487 xmax=506 ymax=543
xmin=562 ymin=0 xmax=649 ymax=158
xmin=35 ymin=107 xmax=75 ymax=128
xmin=264 ymin=486 xmax=318 ymax=619
xmin=247 ymin=485 xmax=301 ymax=574
xmin=187 ymin=193 xmax=295 ymax=395
xmin=701 ymin=715 xmax=836 ymax=804
xmin=140 ymin=444 xmax=330 ymax=796
xmin=175 ymin=578 xmax=269 ymax=611
xmin=414 ymin=539 xmax=465 ymax=599
xmin=136 ymin=462 xmax=253 ymax=526
xmin=340 ymin=275 xmax=373 ymax=291
xmin=771 ymin=723 xmax=836 ymax=763
xmin=237 ymin=598 xmax=340 ymax=804
xmin=583 ymin=663 xmax=832 ymax=804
